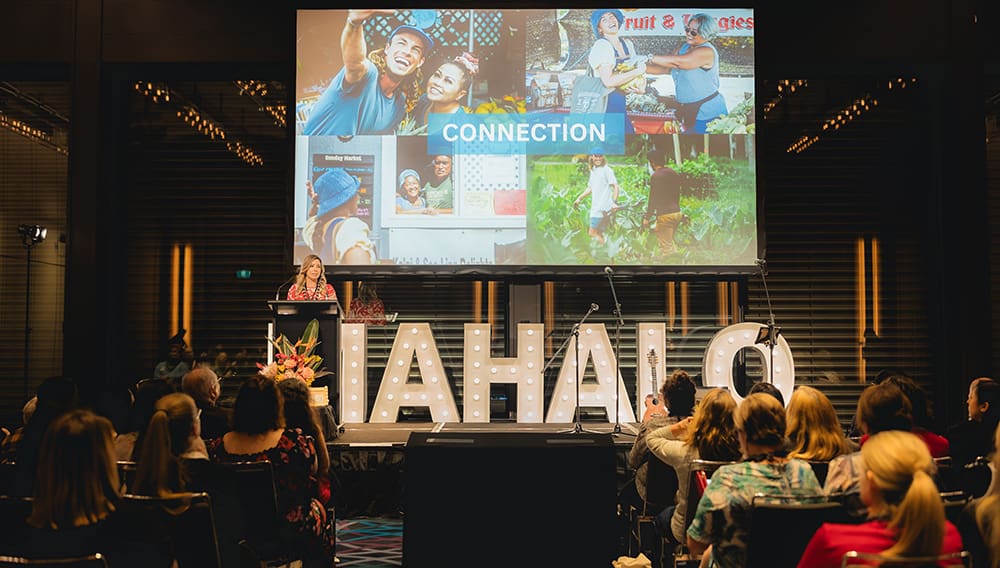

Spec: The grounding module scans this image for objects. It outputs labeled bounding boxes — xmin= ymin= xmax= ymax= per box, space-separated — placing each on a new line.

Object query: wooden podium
xmin=267 ymin=300 xmax=339 ymax=406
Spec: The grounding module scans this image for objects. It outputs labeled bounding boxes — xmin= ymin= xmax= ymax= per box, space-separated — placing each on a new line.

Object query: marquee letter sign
xmin=369 ymin=323 xmax=460 ymax=423
xmin=339 ymin=323 xmax=368 ymax=423
xmin=463 ymin=323 xmax=545 ymax=423
xmin=702 ymin=322 xmax=795 ymax=405
xmin=545 ymin=324 xmax=637 ymax=423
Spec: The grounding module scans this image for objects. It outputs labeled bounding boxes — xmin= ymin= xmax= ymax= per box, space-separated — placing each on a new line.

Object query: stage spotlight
xmin=17 ymin=224 xmax=47 ymax=247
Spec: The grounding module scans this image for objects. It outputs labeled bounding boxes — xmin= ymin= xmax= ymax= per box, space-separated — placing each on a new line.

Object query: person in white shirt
xmin=573 ymin=148 xmax=620 ymax=244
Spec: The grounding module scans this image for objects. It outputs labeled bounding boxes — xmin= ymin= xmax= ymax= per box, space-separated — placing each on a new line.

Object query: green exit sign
xmin=235 ymin=269 xmax=252 ymax=279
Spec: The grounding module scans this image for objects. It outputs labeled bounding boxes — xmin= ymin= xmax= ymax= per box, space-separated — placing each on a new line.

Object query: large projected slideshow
xmin=295 ymin=8 xmax=756 ymax=269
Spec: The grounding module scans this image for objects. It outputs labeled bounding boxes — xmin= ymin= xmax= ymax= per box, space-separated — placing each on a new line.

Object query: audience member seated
xmin=957 ymin=424 xmax=999 ymax=568
xmin=686 ymin=393 xmax=823 ymax=568
xmin=786 ymin=386 xmax=856 ymax=462
xmin=0 ymin=396 xmax=36 ymax=464
xmin=798 ymin=430 xmax=964 ymax=567
xmin=879 ymin=374 xmax=949 ymax=457
xmin=9 ymin=376 xmax=78 ymax=497
xmin=748 ymin=381 xmax=785 ymax=407
xmin=115 ymin=378 xmax=175 ymax=462
xmin=278 ymin=378 xmax=332 ymax=507
xmin=947 ymin=377 xmax=999 ymax=468
xmin=826 ymin=381 xmax=923 ymax=516
xmin=627 ymin=369 xmax=697 ymax=507
xmin=154 ymin=330 xmax=192 ymax=386
xmin=132 ymin=392 xmax=242 ymax=567
xmin=15 ymin=410 xmax=133 ymax=562
xmin=207 ymin=376 xmax=335 ymax=567
xmin=648 ymin=387 xmax=741 ymax=546
xmin=182 ymin=367 xmax=232 ymax=440
xmin=345 ymin=281 xmax=387 ymax=326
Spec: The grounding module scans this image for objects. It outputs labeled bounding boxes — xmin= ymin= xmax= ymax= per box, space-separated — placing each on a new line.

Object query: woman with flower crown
xmin=411 ymin=52 xmax=479 ymax=127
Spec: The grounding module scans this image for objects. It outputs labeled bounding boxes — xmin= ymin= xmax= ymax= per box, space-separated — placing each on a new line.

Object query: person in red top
xmin=287 ymin=254 xmax=337 ymax=301
xmin=799 ymin=430 xmax=964 ymax=567
xmin=345 ymin=281 xmax=386 ymax=325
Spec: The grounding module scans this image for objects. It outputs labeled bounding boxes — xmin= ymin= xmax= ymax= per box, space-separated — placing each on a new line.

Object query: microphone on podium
xmin=590 ymin=303 xmax=600 ymax=312
xmin=275 ymin=273 xmax=298 ymax=300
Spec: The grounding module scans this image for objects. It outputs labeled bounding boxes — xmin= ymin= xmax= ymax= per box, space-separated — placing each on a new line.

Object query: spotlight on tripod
xmin=17 ymin=224 xmax=47 ymax=247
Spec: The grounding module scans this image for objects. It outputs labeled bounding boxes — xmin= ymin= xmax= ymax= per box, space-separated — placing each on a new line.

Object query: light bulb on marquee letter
xmin=463 ymin=323 xmax=544 ymax=423
xmin=545 ymin=324 xmax=637 ymax=423
xmin=702 ymin=322 xmax=795 ymax=405
xmin=370 ymin=323 xmax=459 ymax=423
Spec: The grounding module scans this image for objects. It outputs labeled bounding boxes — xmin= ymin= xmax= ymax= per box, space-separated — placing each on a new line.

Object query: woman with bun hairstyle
xmin=686 ymin=393 xmax=822 ymax=568
xmin=412 ymin=52 xmax=479 ymax=127
xmin=798 ymin=430 xmax=964 ymax=567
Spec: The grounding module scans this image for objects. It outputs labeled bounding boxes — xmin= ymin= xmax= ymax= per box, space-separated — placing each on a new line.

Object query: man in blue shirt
xmin=303 ymin=9 xmax=433 ymax=136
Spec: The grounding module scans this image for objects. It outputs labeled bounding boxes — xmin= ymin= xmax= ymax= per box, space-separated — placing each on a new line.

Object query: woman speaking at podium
xmin=287 ymin=254 xmax=338 ymax=301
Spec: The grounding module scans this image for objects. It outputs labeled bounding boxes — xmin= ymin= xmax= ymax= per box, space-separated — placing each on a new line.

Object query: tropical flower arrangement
xmin=257 ymin=318 xmax=331 ymax=386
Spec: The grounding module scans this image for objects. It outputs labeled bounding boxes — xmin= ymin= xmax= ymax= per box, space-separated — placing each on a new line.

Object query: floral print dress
xmin=207 ymin=428 xmax=335 ymax=561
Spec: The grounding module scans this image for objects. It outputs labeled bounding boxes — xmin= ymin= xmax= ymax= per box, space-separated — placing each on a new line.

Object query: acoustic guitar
xmin=642 ymin=348 xmax=666 ymax=422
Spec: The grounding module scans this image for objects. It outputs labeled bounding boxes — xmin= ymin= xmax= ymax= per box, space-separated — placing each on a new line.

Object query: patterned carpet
xmin=336 ymin=518 xmax=403 ymax=567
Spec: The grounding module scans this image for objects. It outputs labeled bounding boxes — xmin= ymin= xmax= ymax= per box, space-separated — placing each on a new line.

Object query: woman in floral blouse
xmin=207 ymin=375 xmax=335 ymax=567
xmin=287 ymin=254 xmax=337 ymax=301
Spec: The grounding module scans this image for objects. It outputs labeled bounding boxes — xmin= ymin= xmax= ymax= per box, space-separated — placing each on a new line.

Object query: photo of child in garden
xmin=526 ymin=134 xmax=757 ymax=265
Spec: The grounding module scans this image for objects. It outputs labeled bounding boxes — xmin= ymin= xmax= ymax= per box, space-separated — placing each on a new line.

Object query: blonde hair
xmin=133 ymin=393 xmax=198 ymax=498
xmin=292 ymin=254 xmax=329 ymax=297
xmin=29 ymin=410 xmax=120 ymax=529
xmin=685 ymin=388 xmax=741 ymax=461
xmin=735 ymin=392 xmax=786 ymax=448
xmin=974 ymin=425 xmax=1000 ymax=567
xmin=861 ymin=430 xmax=944 ymax=559
xmin=786 ymin=386 xmax=853 ymax=461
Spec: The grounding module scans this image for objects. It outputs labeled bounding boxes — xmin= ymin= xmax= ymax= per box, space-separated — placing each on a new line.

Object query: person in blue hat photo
xmin=573 ymin=147 xmax=620 ymax=245
xmin=307 ymin=168 xmax=377 ymax=264
xmin=395 ymin=168 xmax=436 ymax=215
xmin=587 ymin=8 xmax=646 ymax=135
xmin=303 ymin=9 xmax=433 ymax=136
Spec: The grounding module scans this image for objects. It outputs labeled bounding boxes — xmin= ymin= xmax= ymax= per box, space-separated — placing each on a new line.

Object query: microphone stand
xmin=541 ymin=304 xmax=600 ymax=434
xmin=605 ymin=268 xmax=633 ymax=437
xmin=755 ymin=259 xmax=780 ymax=385
xmin=275 ymin=273 xmax=298 ymax=301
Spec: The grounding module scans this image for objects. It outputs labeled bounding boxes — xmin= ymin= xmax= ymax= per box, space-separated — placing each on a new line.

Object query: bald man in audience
xmin=181 ymin=367 xmax=231 ymax=440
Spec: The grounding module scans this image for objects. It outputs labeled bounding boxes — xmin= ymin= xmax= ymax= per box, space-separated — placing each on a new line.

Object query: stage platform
xmin=330 ymin=421 xmax=642 ymax=449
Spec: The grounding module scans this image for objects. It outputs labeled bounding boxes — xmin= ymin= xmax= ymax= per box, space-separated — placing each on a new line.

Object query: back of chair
xmin=807 ymin=460 xmax=831 ymax=485
xmin=841 ymin=549 xmax=971 ymax=567
xmin=0 ymin=461 xmax=17 ymax=496
xmin=745 ymin=498 xmax=850 ymax=568
xmin=115 ymin=461 xmax=137 ymax=493
xmin=118 ymin=493 xmax=221 ymax=568
xmin=934 ymin=457 xmax=960 ymax=493
xmin=682 ymin=460 xmax=738 ymax=539
xmin=217 ymin=461 xmax=288 ymax=562
xmin=0 ymin=496 xmax=33 ymax=552
xmin=643 ymin=455 xmax=678 ymax=513
xmin=0 ymin=554 xmax=109 ymax=567
xmin=939 ymin=492 xmax=970 ymax=528
xmin=959 ymin=460 xmax=992 ymax=498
